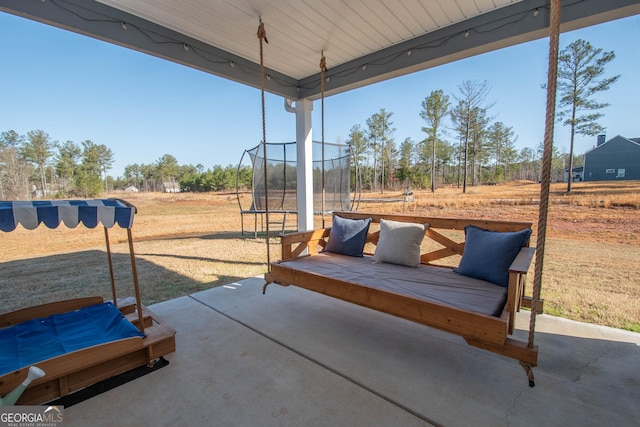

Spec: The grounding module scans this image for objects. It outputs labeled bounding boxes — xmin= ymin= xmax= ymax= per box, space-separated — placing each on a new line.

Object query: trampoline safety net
xmin=238 ymin=141 xmax=352 ymax=214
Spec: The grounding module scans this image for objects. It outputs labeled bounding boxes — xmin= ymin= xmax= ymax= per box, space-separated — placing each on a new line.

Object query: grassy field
xmin=1 ymin=181 xmax=639 ymax=332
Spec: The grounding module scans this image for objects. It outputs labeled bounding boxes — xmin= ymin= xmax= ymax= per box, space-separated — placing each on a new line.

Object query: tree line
xmin=1 ymin=39 xmax=616 ymax=199
xmin=0 ymin=129 xmax=114 ymax=199
xmin=122 ymin=156 xmax=250 ymax=193
xmin=346 ymin=39 xmax=617 ymax=193
xmin=347 ymin=82 xmax=549 ymax=193
xmin=0 ymin=128 xmax=249 ymax=198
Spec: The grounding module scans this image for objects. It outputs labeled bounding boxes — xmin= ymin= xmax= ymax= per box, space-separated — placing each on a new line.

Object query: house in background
xmin=583 ymin=135 xmax=640 ymax=181
xmin=564 ymin=166 xmax=584 ymax=182
xmin=162 ymin=181 xmax=181 ymax=193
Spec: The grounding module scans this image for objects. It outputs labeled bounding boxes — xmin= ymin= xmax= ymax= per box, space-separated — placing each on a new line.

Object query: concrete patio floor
xmin=65 ymin=277 xmax=640 ymax=426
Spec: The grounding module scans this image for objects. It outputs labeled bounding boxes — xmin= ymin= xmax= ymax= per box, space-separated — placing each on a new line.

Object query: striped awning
xmin=0 ymin=199 xmax=135 ymax=232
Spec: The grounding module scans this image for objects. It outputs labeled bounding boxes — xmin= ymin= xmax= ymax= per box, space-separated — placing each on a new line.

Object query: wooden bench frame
xmin=0 ymin=296 xmax=176 ymax=405
xmin=264 ymin=211 xmax=543 ymax=375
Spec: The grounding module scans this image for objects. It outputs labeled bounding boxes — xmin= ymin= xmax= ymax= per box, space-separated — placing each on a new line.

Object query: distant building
xmin=583 ymin=135 xmax=640 ymax=181
xmin=162 ymin=181 xmax=181 ymax=193
xmin=564 ymin=166 xmax=584 ymax=182
xmin=124 ymin=185 xmax=139 ymax=192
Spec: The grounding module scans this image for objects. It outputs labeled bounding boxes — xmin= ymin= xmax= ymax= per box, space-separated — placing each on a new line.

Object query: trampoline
xmin=236 ymin=141 xmax=357 ymax=237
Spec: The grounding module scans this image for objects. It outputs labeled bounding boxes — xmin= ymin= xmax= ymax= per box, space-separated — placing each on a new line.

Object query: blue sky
xmin=1 ymin=12 xmax=638 ymax=178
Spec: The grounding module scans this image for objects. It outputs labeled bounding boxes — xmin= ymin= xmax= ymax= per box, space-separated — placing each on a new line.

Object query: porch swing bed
xmin=0 ymin=199 xmax=176 ymax=405
xmin=256 ymin=23 xmax=542 ymax=385
xmin=265 ymin=211 xmax=543 ymax=384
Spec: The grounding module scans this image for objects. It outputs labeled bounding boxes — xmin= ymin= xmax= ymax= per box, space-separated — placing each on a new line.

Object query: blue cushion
xmin=324 ymin=215 xmax=372 ymax=257
xmin=454 ymin=225 xmax=532 ymax=287
xmin=0 ymin=302 xmax=145 ymax=376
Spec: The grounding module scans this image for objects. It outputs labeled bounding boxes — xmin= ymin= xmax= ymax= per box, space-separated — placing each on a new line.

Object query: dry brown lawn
xmin=1 ymin=181 xmax=639 ymax=332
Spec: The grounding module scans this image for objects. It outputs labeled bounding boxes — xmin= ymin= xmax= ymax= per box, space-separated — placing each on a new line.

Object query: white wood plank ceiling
xmin=97 ymin=0 xmax=521 ymax=80
xmin=3 ymin=0 xmax=639 ymax=98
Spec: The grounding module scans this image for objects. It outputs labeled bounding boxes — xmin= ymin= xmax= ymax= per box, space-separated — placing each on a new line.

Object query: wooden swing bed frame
xmin=264 ymin=211 xmax=543 ymax=383
xmin=259 ymin=2 xmax=561 ymax=385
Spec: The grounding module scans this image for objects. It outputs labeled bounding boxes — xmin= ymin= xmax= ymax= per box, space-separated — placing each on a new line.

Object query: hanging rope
xmin=522 ymin=0 xmax=561 ymax=387
xmin=320 ymin=54 xmax=327 ymax=228
xmin=258 ymin=18 xmax=271 ymax=270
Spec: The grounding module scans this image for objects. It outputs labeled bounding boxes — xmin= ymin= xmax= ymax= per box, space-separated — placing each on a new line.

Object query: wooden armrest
xmin=280 ymin=228 xmax=329 ymax=245
xmin=509 ymin=246 xmax=535 ymax=274
xmin=506 ymin=246 xmax=544 ymax=318
xmin=280 ymin=228 xmax=330 ymax=260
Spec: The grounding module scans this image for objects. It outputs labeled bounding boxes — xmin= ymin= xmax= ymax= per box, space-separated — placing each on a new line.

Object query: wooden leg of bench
xmin=520 ymin=362 xmax=536 ymax=388
xmin=262 ymin=275 xmax=290 ymax=294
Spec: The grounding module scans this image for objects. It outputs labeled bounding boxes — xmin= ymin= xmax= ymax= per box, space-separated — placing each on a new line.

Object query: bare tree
xmin=0 ymin=131 xmax=32 ymax=199
xmin=451 ymin=80 xmax=492 ymax=192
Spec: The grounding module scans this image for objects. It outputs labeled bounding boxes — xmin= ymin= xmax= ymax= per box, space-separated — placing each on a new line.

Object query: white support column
xmin=293 ymin=98 xmax=314 ymax=231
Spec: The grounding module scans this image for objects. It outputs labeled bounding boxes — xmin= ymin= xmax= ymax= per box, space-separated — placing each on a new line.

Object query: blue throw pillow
xmin=324 ymin=215 xmax=372 ymax=257
xmin=454 ymin=225 xmax=532 ymax=287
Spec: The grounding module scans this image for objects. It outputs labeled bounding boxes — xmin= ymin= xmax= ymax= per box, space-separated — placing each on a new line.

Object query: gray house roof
xmin=584 ymin=135 xmax=640 ymax=154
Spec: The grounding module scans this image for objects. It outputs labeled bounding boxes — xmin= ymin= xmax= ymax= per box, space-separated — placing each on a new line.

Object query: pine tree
xmin=366 ymin=109 xmax=395 ymax=193
xmin=556 ymin=39 xmax=619 ymax=192
xmin=420 ymin=90 xmax=450 ymax=193
xmin=21 ymin=130 xmax=54 ymax=197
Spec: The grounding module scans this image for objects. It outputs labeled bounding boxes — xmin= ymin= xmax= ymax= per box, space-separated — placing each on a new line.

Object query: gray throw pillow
xmin=372 ymin=219 xmax=428 ymax=267
xmin=324 ymin=215 xmax=372 ymax=257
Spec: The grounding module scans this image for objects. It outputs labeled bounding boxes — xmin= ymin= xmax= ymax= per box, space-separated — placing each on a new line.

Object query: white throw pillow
xmin=372 ymin=219 xmax=428 ymax=267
